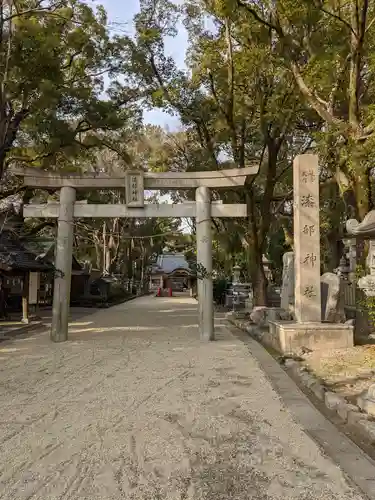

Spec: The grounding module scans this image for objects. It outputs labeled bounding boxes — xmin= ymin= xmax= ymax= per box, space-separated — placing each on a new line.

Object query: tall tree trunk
xmin=352 ymin=167 xmax=370 ymax=221
xmin=246 ymin=188 xmax=268 ymax=306
xmin=326 ymin=232 xmax=344 ymax=272
xmin=126 ymin=242 xmax=133 ymax=280
xmin=251 ymin=252 xmax=268 ymax=305
xmin=104 ymin=247 xmax=111 ymax=274
xmin=246 ymin=139 xmax=280 ymax=306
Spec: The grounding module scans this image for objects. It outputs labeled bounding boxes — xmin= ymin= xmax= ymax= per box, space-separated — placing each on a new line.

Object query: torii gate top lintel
xmin=11 ymin=164 xmax=259 ymax=190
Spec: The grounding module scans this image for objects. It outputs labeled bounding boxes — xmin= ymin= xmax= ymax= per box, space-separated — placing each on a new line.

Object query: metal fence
xmin=343 ymin=281 xmax=356 ymax=308
xmin=342 ymin=280 xmax=357 ymax=320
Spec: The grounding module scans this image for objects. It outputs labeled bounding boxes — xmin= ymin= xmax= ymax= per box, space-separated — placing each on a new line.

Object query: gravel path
xmin=0 ymin=295 xmax=366 ymax=499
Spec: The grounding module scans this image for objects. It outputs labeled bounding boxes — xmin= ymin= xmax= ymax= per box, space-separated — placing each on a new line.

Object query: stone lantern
xmin=232 ymin=265 xmax=241 ymax=284
xmin=335 ymin=255 xmax=350 ymax=280
xmin=262 ymin=255 xmax=272 ymax=282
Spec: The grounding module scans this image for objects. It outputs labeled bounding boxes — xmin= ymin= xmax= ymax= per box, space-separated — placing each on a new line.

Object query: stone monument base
xmin=267 ymin=321 xmax=354 ymax=355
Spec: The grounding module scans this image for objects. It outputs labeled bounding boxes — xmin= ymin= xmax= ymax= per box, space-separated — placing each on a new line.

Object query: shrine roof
xmin=0 ymin=231 xmax=53 ymax=272
xmin=25 ymin=240 xmax=83 ymax=271
xmin=152 ymin=253 xmax=193 ymax=275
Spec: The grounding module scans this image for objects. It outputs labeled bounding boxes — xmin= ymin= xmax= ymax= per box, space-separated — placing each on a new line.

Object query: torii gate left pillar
xmin=13 ymin=165 xmax=259 ymax=342
xmin=51 ymin=186 xmax=76 ymax=342
xmin=196 ymin=186 xmax=214 ymax=341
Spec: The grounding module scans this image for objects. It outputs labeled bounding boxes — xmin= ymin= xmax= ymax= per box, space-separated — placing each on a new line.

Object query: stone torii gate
xmin=13 ymin=165 xmax=258 ymax=342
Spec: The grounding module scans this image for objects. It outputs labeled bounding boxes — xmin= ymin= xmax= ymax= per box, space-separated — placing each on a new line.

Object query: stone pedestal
xmin=268 ymin=321 xmax=353 ymax=354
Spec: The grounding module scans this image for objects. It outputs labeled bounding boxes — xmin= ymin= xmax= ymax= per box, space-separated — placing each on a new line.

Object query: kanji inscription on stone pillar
xmin=294 ymin=154 xmax=321 ymax=323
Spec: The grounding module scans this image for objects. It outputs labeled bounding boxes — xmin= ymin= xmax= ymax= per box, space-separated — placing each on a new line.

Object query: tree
xmin=69 ymin=129 xmax=181 ymax=279
xmin=232 ymin=0 xmax=375 ymax=221
xmin=0 ymin=0 xmax=139 ymax=181
xmin=119 ymin=0 xmax=318 ymax=303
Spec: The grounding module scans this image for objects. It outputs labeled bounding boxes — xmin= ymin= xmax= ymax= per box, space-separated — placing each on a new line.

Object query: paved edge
xmin=227 ymin=315 xmax=375 ymax=456
xmin=227 ymin=322 xmax=375 ymax=500
xmin=283 ymin=358 xmax=375 ymax=459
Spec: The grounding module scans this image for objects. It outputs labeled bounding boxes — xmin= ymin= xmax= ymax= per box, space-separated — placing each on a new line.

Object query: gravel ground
xmin=0 ymin=295 xmax=366 ymax=499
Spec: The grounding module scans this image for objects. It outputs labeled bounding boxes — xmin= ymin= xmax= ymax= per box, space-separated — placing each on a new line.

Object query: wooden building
xmin=149 ymin=253 xmax=196 ymax=292
xmin=25 ymin=239 xmax=94 ymax=303
xmin=0 ymin=230 xmax=53 ymax=320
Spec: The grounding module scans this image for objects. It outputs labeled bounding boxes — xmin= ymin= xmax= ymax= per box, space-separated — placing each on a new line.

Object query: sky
xmin=93 ymin=0 xmax=191 ymax=227
xmin=96 ymin=0 xmax=188 ymax=130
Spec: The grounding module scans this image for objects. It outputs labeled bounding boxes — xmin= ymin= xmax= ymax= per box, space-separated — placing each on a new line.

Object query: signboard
xmin=125 ymin=171 xmax=144 ymax=207
xmin=29 ymin=272 xmax=40 ymax=305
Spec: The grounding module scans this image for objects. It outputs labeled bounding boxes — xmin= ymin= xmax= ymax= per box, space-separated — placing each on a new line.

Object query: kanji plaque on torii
xmin=125 ymin=170 xmax=144 ymax=207
xmin=12 ymin=165 xmax=258 ymax=343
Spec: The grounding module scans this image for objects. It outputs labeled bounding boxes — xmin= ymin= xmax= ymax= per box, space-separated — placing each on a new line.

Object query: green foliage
xmin=190 ymin=262 xmax=213 ymax=280
xmin=0 ymin=0 xmax=139 ymax=177
xmin=355 ymin=264 xmax=375 ymax=331
xmin=11 ymin=0 xmax=375 ymax=304
xmin=361 ymin=296 xmax=375 ymax=331
xmin=213 ymin=277 xmax=229 ymax=304
xmin=119 ymin=0 xmax=322 ymax=296
xmin=228 ymin=0 xmax=375 ymax=218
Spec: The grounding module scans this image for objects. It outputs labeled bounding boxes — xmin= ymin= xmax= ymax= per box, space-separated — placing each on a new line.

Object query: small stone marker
xmin=294 ymin=154 xmax=321 ymax=322
xmin=320 ymin=272 xmax=345 ymax=323
xmin=280 ymin=251 xmax=294 ymax=314
xmin=358 ymin=384 xmax=375 ymax=416
xmin=366 ymin=240 xmax=375 ymax=274
xmin=28 ymin=272 xmax=40 ymax=306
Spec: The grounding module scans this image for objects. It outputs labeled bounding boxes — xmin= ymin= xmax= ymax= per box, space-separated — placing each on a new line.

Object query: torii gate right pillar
xmin=196 ymin=186 xmax=214 ymax=341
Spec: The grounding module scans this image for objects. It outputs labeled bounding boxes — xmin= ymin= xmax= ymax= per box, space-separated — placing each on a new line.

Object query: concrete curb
xmin=227 ymin=314 xmax=375 ymax=441
xmin=227 ymin=316 xmax=375 ymax=499
xmin=283 ymin=357 xmax=375 ymax=432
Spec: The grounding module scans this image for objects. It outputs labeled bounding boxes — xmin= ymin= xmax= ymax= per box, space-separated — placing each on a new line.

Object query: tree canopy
xmin=0 ymin=0 xmax=140 ymax=180
xmin=2 ymin=0 xmax=375 ymax=304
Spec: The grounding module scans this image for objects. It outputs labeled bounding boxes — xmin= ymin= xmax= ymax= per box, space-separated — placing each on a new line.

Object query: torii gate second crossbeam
xmin=13 ymin=165 xmax=259 ymax=342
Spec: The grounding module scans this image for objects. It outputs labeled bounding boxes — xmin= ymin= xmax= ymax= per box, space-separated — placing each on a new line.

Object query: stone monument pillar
xmin=294 ymin=154 xmax=321 ymax=322
xmin=267 ymin=154 xmax=353 ymax=354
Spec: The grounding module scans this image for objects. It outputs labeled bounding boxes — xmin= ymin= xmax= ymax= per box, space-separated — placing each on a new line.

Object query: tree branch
xmin=316 ymin=2 xmax=356 ymax=36
xmin=20 ymin=220 xmax=56 ymax=239
xmin=235 ymin=0 xmax=346 ymax=129
xmin=290 ymin=62 xmax=344 ymax=127
xmin=236 ymin=0 xmax=281 ymax=35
